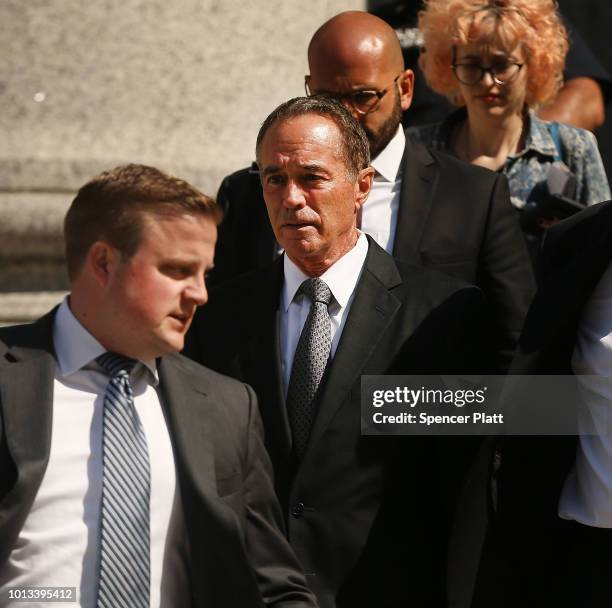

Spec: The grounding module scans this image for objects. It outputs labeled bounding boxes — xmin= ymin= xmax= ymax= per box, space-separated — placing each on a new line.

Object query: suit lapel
xmin=0 ymin=312 xmax=57 ymax=475
xmin=158 ymin=354 xmax=217 ymax=498
xmin=0 ymin=313 xmax=56 ymax=563
xmin=393 ymin=135 xmax=439 ymax=263
xmin=305 ymin=240 xmax=403 ymax=456
xmin=0 ymin=354 xmax=55 ymax=473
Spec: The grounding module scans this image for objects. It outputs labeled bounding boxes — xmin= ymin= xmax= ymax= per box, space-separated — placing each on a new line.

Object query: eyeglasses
xmin=304 ymin=75 xmax=401 ymax=115
xmin=451 ymin=61 xmax=524 ymax=86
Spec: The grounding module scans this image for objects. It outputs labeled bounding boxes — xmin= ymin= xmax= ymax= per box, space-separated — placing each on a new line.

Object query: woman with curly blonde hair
xmin=409 ymin=0 xmax=610 ymax=253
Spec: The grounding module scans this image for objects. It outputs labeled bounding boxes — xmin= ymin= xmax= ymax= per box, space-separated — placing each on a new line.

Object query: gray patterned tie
xmin=96 ymin=352 xmax=150 ymax=608
xmin=287 ymin=278 xmax=333 ymax=458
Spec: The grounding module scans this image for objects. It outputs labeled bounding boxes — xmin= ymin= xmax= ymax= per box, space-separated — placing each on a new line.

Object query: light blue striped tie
xmin=96 ymin=352 xmax=150 ymax=608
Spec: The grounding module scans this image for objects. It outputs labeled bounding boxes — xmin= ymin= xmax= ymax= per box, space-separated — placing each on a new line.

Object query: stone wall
xmin=0 ymin=0 xmax=364 ymax=323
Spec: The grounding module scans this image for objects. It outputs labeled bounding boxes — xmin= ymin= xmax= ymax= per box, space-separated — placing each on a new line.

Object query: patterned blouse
xmin=407 ymin=108 xmax=611 ymax=210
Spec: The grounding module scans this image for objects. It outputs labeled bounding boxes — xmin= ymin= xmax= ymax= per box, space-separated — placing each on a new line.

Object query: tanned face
xmin=259 ymin=113 xmax=373 ymax=277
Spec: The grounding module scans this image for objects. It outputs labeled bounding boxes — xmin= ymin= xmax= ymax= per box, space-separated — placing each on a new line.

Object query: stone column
xmin=0 ymin=0 xmax=364 ymax=323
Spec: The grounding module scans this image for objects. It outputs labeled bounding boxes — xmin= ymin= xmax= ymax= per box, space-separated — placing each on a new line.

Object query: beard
xmin=363 ymin=87 xmax=403 ymax=159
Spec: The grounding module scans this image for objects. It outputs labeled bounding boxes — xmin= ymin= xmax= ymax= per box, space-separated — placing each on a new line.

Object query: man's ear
xmin=355 ymin=166 xmax=375 ymax=211
xmin=87 ymin=241 xmax=119 ymax=288
xmin=398 ymin=68 xmax=415 ymax=112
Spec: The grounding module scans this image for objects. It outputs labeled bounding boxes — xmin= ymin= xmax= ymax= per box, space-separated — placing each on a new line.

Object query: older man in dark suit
xmin=0 ymin=164 xmax=317 ymax=608
xmin=211 ymin=10 xmax=535 ymax=372
xmin=187 ymin=97 xmax=492 ymax=608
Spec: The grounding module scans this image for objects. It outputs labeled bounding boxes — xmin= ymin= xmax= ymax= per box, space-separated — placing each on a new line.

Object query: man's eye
xmin=351 ymin=91 xmax=377 ymax=104
xmin=162 ymin=265 xmax=189 ymax=278
xmin=266 ymin=175 xmax=284 ymax=185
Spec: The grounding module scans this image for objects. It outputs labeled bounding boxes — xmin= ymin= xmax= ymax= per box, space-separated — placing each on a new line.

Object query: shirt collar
xmin=53 ymin=297 xmax=158 ymax=383
xmin=282 ymin=232 xmax=369 ymax=312
xmin=371 ymin=126 xmax=405 ymax=182
xmin=516 ymin=110 xmax=558 ymax=159
xmin=438 ymin=107 xmax=558 ymax=160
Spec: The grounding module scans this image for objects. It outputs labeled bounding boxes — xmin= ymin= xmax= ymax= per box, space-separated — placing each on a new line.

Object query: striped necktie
xmin=96 ymin=352 xmax=150 ymax=608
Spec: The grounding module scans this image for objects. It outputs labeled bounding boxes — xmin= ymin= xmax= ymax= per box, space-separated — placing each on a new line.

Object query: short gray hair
xmin=255 ymin=96 xmax=370 ymax=179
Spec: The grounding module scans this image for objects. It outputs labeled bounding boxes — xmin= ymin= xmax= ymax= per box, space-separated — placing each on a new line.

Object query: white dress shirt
xmin=559 ymin=260 xmax=612 ymax=527
xmin=280 ymin=233 xmax=368 ymax=393
xmin=0 ymin=298 xmax=189 ymax=606
xmin=360 ymin=126 xmax=405 ymax=254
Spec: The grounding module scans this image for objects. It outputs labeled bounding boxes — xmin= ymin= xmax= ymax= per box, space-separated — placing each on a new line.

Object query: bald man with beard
xmin=306 ymin=10 xmax=412 ymax=160
xmin=209 ymin=10 xmax=534 ymax=373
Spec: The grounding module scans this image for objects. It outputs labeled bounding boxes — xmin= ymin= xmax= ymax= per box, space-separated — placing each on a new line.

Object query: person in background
xmin=373 ymin=0 xmax=612 ymax=132
xmin=408 ymin=0 xmax=611 ymax=265
xmin=538 ymin=18 xmax=610 ymax=132
xmin=210 ymin=10 xmax=535 ymax=371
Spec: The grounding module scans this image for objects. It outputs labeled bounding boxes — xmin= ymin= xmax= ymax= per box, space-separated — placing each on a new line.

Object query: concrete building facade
xmin=0 ymin=0 xmax=363 ymax=322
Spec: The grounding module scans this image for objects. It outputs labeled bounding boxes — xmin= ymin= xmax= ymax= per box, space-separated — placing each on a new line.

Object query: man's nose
xmin=282 ymin=180 xmax=306 ymax=208
xmin=185 ymin=274 xmax=208 ymax=307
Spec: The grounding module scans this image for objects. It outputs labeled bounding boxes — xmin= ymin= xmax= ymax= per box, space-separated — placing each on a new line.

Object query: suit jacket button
xmin=291 ymin=502 xmax=305 ymax=518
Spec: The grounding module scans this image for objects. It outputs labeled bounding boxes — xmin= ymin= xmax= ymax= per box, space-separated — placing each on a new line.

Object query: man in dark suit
xmin=0 ymin=164 xmax=317 ymax=607
xmin=187 ymin=96 xmax=492 ymax=608
xmin=494 ymin=201 xmax=612 ymax=607
xmin=211 ymin=10 xmax=535 ymax=371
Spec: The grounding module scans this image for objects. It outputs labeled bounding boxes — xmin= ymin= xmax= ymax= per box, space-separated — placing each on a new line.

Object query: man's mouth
xmin=283 ymin=221 xmax=314 ymax=229
xmin=169 ymin=313 xmax=191 ymax=327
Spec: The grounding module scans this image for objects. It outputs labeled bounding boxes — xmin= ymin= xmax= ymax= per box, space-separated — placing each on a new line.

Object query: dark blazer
xmin=492 ymin=201 xmax=612 ymax=606
xmin=501 ymin=201 xmax=612 ymax=520
xmin=0 ymin=311 xmax=317 ymax=608
xmin=187 ymin=238 xmax=491 ymax=608
xmin=211 ymin=134 xmax=535 ymax=371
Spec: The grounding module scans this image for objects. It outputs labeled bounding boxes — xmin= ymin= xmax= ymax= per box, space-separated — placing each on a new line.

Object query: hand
xmin=536 ymin=217 xmax=560 ymax=230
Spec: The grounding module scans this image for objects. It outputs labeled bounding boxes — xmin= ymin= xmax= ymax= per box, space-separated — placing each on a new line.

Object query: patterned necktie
xmin=286 ymin=278 xmax=333 ymax=458
xmin=96 ymin=352 xmax=150 ymax=608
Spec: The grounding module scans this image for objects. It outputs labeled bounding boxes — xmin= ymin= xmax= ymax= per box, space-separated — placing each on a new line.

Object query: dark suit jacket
xmin=0 ymin=311 xmax=317 ymax=608
xmin=211 ymin=134 xmax=535 ymax=371
xmin=501 ymin=201 xmax=612 ymax=520
xmin=491 ymin=201 xmax=612 ymax=605
xmin=187 ymin=238 xmax=491 ymax=608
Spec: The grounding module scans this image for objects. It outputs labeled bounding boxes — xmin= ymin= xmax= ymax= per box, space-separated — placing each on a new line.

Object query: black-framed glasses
xmin=304 ymin=75 xmax=400 ymax=115
xmin=451 ymin=61 xmax=524 ymax=86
